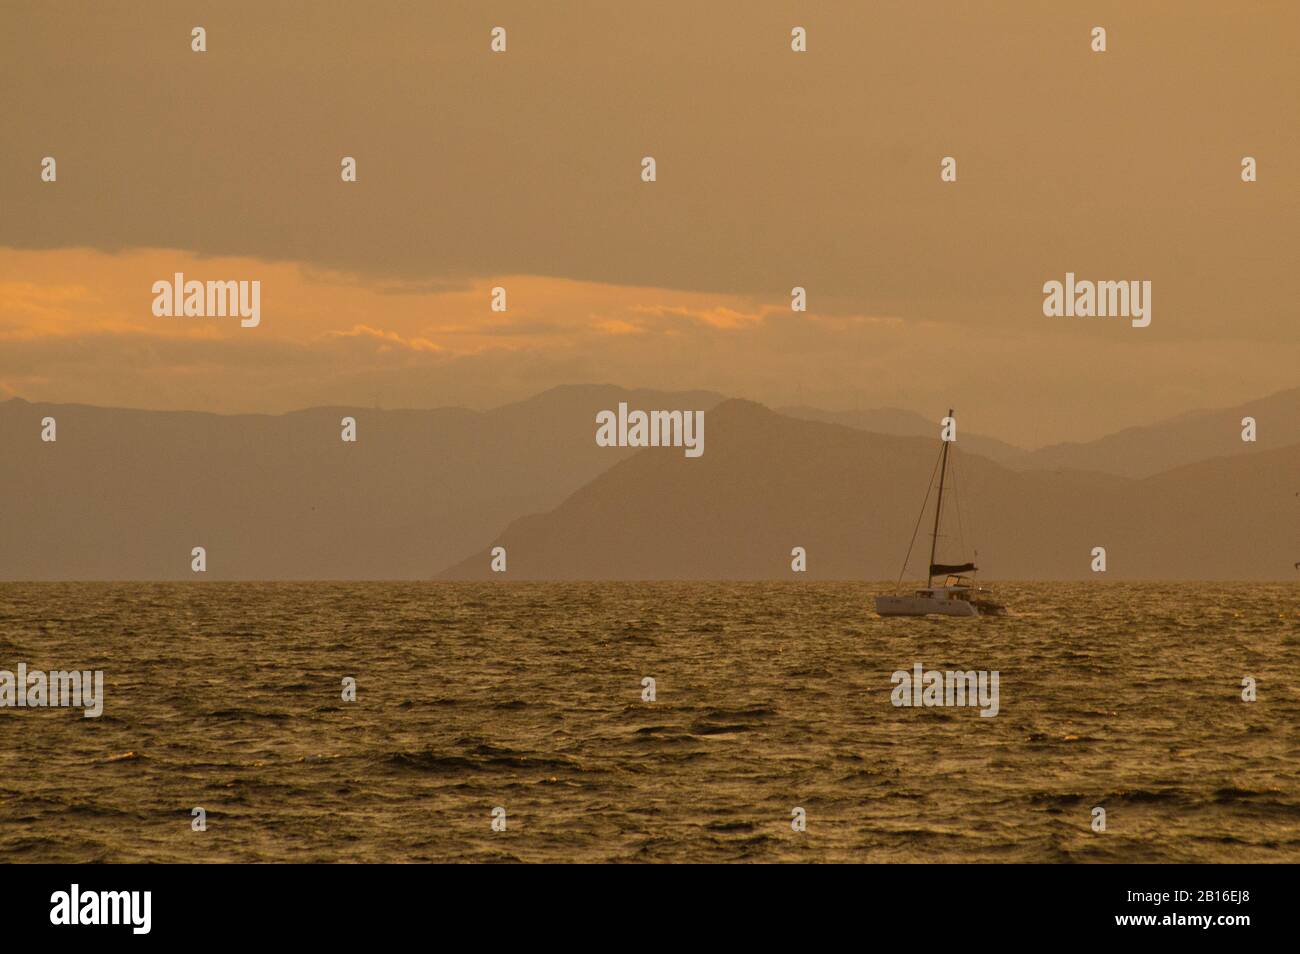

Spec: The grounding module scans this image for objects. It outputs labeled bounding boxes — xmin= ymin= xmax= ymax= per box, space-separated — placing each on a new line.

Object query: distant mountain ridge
xmin=439 ymin=399 xmax=1299 ymax=581
xmin=777 ymin=405 xmax=1027 ymax=465
xmin=0 ymin=385 xmax=723 ymax=580
xmin=3 ymin=384 xmax=1295 ymax=580
xmin=782 ymin=387 xmax=1300 ymax=478
xmin=1009 ymin=386 xmax=1300 ymax=477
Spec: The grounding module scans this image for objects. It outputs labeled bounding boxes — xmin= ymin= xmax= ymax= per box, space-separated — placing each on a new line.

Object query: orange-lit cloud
xmin=1 ymin=247 xmax=1297 ymax=446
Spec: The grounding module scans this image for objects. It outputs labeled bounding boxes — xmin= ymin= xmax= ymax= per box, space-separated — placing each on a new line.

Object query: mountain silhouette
xmin=0 ymin=385 xmax=721 ymax=579
xmin=784 ymin=387 xmax=1300 ymax=478
xmin=439 ymin=399 xmax=1299 ymax=580
xmin=5 ymin=387 xmax=1294 ymax=580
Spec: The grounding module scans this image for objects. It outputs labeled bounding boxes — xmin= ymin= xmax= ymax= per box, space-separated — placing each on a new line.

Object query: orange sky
xmin=1 ymin=1 xmax=1297 ymax=444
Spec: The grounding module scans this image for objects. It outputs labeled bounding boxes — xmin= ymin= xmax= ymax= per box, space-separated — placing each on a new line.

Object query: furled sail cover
xmin=931 ymin=562 xmax=977 ymax=575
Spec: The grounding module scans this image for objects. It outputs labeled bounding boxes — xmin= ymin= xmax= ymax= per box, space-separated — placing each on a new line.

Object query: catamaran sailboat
xmin=875 ymin=409 xmax=1006 ymax=617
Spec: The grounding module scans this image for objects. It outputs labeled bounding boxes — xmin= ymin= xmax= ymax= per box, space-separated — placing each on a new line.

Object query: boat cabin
xmin=915 ymin=583 xmax=974 ymax=601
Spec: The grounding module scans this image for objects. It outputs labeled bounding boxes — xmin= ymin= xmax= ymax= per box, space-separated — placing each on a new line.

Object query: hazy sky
xmin=2 ymin=1 xmax=1297 ymax=445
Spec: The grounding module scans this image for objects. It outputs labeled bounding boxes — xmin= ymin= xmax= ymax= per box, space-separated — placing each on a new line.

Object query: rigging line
xmin=896 ymin=444 xmax=943 ymax=592
xmin=950 ymin=443 xmax=967 ymax=561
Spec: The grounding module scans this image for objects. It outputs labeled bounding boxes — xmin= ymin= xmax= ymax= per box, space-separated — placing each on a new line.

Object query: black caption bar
xmin=0 ymin=863 xmax=1286 ymax=941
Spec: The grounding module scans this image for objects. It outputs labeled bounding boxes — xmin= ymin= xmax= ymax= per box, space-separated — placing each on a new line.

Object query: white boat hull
xmin=875 ymin=594 xmax=979 ymax=617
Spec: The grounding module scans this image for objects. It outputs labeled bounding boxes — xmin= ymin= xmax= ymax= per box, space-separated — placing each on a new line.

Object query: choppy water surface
xmin=1 ymin=582 xmax=1298 ymax=862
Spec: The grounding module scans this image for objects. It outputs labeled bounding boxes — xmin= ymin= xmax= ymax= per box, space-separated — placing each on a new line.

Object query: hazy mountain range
xmin=0 ymin=386 xmax=721 ymax=580
xmin=3 ymin=385 xmax=1296 ymax=580
xmin=781 ymin=386 xmax=1300 ymax=478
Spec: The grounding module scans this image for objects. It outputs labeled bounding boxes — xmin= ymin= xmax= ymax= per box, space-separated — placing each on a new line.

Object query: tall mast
xmin=928 ymin=408 xmax=953 ymax=587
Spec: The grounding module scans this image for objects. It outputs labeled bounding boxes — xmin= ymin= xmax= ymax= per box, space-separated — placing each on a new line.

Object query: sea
xmin=1 ymin=582 xmax=1297 ymax=863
